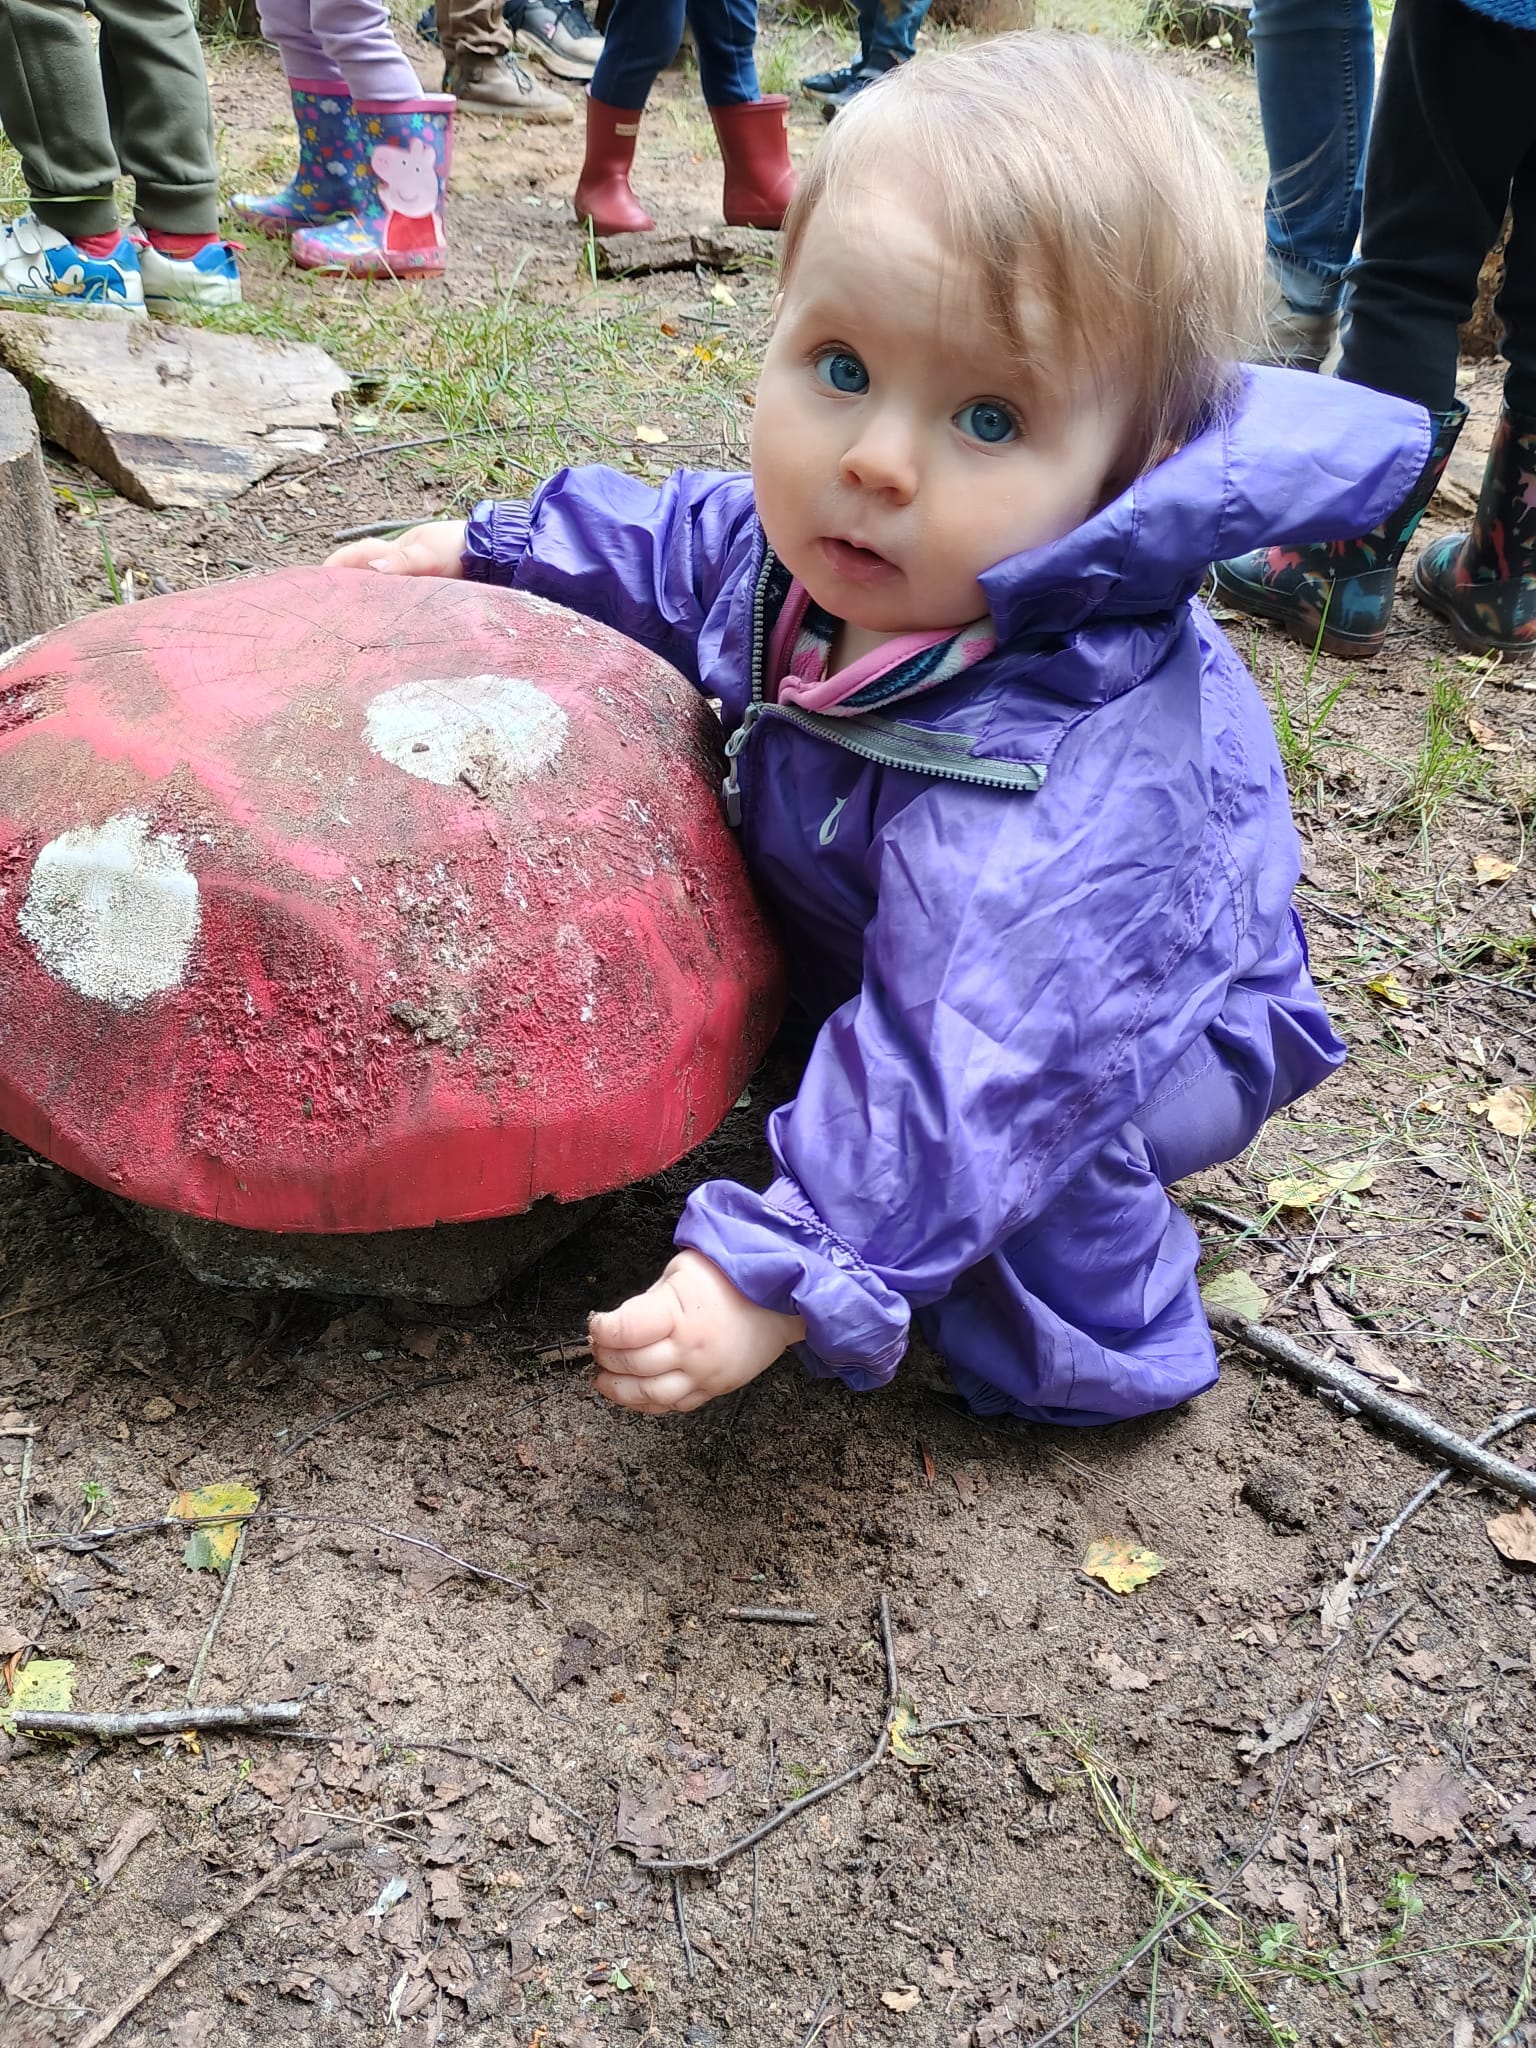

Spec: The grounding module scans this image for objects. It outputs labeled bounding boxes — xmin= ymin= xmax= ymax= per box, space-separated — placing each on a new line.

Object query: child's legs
xmin=916 ymin=1131 xmax=1215 ymax=1427
xmin=1248 ymin=0 xmax=1373 ymax=316
xmin=590 ymin=0 xmax=686 ymax=111
xmin=91 ymin=0 xmax=220 ymax=234
xmin=864 ymin=0 xmax=930 ymax=71
xmin=1340 ymin=0 xmax=1536 ymax=412
xmin=0 ymin=0 xmax=122 ymax=238
xmin=686 ymin=0 xmax=759 ymax=106
xmin=307 ymin=0 xmax=421 ymax=98
xmin=255 ymin=0 xmax=345 ymax=87
xmin=1497 ymin=152 xmax=1536 ymax=417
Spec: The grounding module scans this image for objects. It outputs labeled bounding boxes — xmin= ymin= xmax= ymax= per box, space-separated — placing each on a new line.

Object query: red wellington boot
xmin=710 ymin=96 xmax=797 ymax=230
xmin=574 ymin=95 xmax=654 ymax=236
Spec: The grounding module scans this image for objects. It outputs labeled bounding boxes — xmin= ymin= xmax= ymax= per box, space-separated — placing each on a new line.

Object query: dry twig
xmin=1207 ymin=1307 xmax=1536 ymax=1503
xmin=73 ymin=1832 xmax=357 ymax=2048
xmin=186 ymin=1526 xmax=246 ymax=1707
xmin=724 ymin=1606 xmax=820 ymax=1626
xmin=1359 ymin=1404 xmax=1536 ymax=1575
xmin=632 ymin=1596 xmax=900 ymax=1876
xmin=7 ymin=1701 xmax=304 ymax=1740
xmin=282 ymin=1730 xmax=592 ymax=1826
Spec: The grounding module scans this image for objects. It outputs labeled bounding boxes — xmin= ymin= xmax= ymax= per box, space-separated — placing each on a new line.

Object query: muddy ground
xmin=2 ymin=9 xmax=1536 ymax=2047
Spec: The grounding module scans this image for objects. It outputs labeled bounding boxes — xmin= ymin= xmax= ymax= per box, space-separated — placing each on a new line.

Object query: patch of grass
xmin=1271 ymin=637 xmax=1351 ymax=797
xmin=1385 ymin=667 xmax=1488 ymax=840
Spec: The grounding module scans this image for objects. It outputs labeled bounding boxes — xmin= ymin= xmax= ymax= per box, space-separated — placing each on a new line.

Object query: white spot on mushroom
xmin=0 ymin=634 xmax=43 ymax=674
xmin=19 ymin=812 xmax=199 ymax=1007
xmin=365 ymin=674 xmax=567 ymax=790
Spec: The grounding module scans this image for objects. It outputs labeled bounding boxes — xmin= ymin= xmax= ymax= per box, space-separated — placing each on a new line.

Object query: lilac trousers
xmin=255 ymin=0 xmax=420 ymax=97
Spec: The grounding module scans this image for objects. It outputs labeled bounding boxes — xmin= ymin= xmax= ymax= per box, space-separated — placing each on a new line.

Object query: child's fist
xmin=589 ymin=1250 xmax=805 ymax=1414
xmin=325 ymin=519 xmax=468 ymax=578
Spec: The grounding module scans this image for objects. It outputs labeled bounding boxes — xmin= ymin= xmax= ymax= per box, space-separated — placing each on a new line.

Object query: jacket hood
xmin=979 ymin=366 xmax=1432 ymax=655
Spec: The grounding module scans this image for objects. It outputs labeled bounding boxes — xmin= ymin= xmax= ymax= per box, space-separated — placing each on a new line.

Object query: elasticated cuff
xmin=675 ymin=1174 xmax=910 ymax=1391
xmin=462 ymin=498 xmax=532 ymax=585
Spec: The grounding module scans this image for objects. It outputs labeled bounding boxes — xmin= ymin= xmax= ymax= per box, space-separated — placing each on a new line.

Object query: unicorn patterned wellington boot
xmin=1412 ymin=405 xmax=1536 ymax=658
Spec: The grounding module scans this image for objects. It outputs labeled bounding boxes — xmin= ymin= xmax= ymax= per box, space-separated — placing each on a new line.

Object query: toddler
xmin=328 ymin=35 xmax=1430 ymax=1426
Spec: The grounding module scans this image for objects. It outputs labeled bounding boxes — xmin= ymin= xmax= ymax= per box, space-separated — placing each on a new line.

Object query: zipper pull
xmin=721 ymin=705 xmax=760 ymax=827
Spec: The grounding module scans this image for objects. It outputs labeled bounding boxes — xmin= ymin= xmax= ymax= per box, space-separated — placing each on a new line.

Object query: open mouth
xmin=819 ymin=537 xmax=900 ymax=587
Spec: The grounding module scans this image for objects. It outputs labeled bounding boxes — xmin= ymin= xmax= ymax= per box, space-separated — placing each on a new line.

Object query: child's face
xmin=752 ymin=176 xmax=1128 ymax=641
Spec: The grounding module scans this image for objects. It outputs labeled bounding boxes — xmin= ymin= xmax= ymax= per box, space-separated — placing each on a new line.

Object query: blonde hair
xmin=779 ymin=33 xmax=1259 ymax=482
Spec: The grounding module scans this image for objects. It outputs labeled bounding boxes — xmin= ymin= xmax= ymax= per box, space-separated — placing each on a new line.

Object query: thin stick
xmin=7 ymin=1701 xmax=303 ymax=1740
xmin=73 ymin=1833 xmax=356 ymax=2048
xmin=0 ymin=1425 xmax=36 ymax=1438
xmin=1184 ymin=1198 xmax=1292 ymax=1254
xmin=0 ymin=1256 xmax=170 ymax=1324
xmin=1334 ymin=1849 xmax=1352 ymax=1943
xmin=748 ymin=1846 xmax=761 ymax=1949
xmin=724 ymin=1607 xmax=820 ymax=1626
xmin=280 ymin=1730 xmax=591 ymax=1826
xmin=634 ymin=1596 xmax=900 ymax=1876
xmin=672 ymin=1872 xmax=696 ymax=1981
xmin=1359 ymin=1405 xmax=1536 ymax=1577
xmin=279 ymin=1374 xmax=461 ymax=1457
xmin=16 ymin=1433 xmax=33 ymax=1559
xmin=1207 ymin=1308 xmax=1536 ymax=1503
xmin=187 ymin=1527 xmax=245 ymax=1707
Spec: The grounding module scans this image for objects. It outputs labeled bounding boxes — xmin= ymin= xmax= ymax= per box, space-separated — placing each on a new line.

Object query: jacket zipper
xmin=721 ymin=543 xmax=1048 ymax=827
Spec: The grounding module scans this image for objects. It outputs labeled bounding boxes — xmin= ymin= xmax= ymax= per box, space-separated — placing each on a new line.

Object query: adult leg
xmin=588 ymin=0 xmax=684 ymax=109
xmin=687 ymin=0 xmax=758 ymax=105
xmin=439 ymin=0 xmax=570 ymax=114
xmin=1247 ymin=0 xmax=1373 ymax=365
xmin=0 ymin=0 xmax=122 ymax=238
xmin=1341 ymin=0 xmax=1536 ymax=412
xmin=864 ymin=0 xmax=930 ymax=70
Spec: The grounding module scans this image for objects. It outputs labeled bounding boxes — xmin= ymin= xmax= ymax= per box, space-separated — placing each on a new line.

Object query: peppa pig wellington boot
xmin=230 ymin=81 xmax=368 ymax=237
xmin=290 ymin=96 xmax=453 ymax=279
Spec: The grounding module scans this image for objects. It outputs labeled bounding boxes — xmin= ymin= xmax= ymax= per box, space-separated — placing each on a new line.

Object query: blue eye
xmin=956 ymin=400 xmax=1017 ymax=445
xmin=815 ymin=351 xmax=869 ymax=394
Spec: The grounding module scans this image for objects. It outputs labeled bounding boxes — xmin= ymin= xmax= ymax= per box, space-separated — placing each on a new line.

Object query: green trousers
xmin=0 ymin=0 xmax=219 ymax=237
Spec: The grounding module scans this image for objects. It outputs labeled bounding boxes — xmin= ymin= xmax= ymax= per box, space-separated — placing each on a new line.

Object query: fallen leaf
xmin=1238 ymin=1703 xmax=1312 ymax=1761
xmin=888 ymin=1699 xmax=932 ymax=1767
xmin=0 ymin=1890 xmax=66 ymax=1994
xmin=1474 ymin=853 xmax=1519 ymax=885
xmin=169 ymin=1479 xmax=258 ymax=1574
xmin=1467 ymin=714 xmax=1513 ymax=753
xmin=1387 ymin=1759 xmax=1471 ymax=1846
xmin=1396 ymin=1650 xmax=1447 ymax=1686
xmin=1200 ymin=1268 xmax=1269 ymax=1320
xmin=1500 ymin=1796 xmax=1536 ymax=1850
xmin=1473 ymin=1086 xmax=1534 ymax=1139
xmin=681 ymin=1761 xmax=736 ymax=1804
xmin=1 ymin=1657 xmax=75 ymax=1730
xmin=428 ymin=1868 xmax=465 ymax=1921
xmin=1083 ymin=1539 xmax=1167 ymax=1596
xmin=633 ymin=423 xmax=668 ymax=445
xmin=881 ymin=1986 xmax=921 ymax=2012
xmin=551 ymin=1619 xmax=613 ymax=1692
xmin=919 ymin=1441 xmax=935 ymax=1488
xmin=527 ymin=1801 xmax=562 ymax=1845
xmin=428 ymin=1936 xmax=475 ymax=1998
xmin=1150 ymin=1788 xmax=1180 ymax=1822
xmin=1092 ymin=1647 xmax=1151 ymax=1691
xmin=94 ymin=1810 xmax=156 ymax=1887
xmin=1366 ymin=972 xmax=1413 ymax=1009
xmin=1266 ymin=1158 xmax=1375 ymax=1212
xmin=1486 ymin=1504 xmax=1536 ymax=1566
xmin=141 ymin=1396 xmax=176 ymax=1424
xmin=166 ymin=2011 xmax=218 ymax=2048
xmin=1309 ymin=1284 xmax=1425 ymax=1394
xmin=614 ymin=1788 xmax=673 ymax=1854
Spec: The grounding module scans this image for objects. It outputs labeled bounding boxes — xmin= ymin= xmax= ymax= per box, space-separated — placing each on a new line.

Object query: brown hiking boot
xmin=446 ymin=51 xmax=573 ymax=120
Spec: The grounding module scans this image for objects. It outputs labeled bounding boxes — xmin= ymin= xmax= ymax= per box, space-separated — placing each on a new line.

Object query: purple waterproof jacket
xmin=464 ymin=367 xmax=1431 ymax=1425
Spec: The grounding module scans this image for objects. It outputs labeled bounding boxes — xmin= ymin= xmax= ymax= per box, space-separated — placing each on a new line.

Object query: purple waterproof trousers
xmin=255 ymin=0 xmax=420 ymax=95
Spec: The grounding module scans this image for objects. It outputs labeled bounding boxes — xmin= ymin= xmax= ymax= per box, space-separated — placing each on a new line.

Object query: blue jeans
xmin=859 ymin=0 xmax=931 ymax=69
xmin=591 ymin=0 xmax=758 ymax=110
xmin=1249 ymin=0 xmax=1375 ymax=315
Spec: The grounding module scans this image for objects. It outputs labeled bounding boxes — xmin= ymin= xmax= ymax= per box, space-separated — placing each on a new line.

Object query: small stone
xmin=140 ymin=1396 xmax=176 ymax=1424
xmin=1241 ymin=1455 xmax=1317 ymax=1531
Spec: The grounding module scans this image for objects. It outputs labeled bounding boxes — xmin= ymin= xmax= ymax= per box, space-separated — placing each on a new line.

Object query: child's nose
xmin=839 ymin=417 xmax=918 ymax=502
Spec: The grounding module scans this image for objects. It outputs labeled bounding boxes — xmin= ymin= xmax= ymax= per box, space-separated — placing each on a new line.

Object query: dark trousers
xmin=591 ymin=0 xmax=758 ymax=110
xmin=0 ymin=0 xmax=219 ymax=236
xmin=1341 ymin=0 xmax=1536 ymax=416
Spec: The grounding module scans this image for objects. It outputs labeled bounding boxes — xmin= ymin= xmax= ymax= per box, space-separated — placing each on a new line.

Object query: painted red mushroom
xmin=0 ymin=568 xmax=784 ymax=1300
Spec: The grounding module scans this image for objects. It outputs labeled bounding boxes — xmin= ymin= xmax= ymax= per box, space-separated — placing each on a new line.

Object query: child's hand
xmin=589 ymin=1250 xmax=806 ymax=1414
xmin=325 ymin=519 xmax=468 ymax=578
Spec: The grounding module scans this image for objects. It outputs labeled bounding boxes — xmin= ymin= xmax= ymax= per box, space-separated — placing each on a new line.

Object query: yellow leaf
xmin=1199 ymin=1268 xmax=1269 ymax=1320
xmin=1083 ymin=1539 xmax=1167 ymax=1596
xmin=2 ymin=1657 xmax=75 ymax=1731
xmin=1473 ymin=853 xmax=1517 ymax=885
xmin=888 ymin=1699 xmax=931 ymax=1767
xmin=708 ymin=282 xmax=736 ymax=307
xmin=1473 ymin=1086 xmax=1534 ymax=1139
xmin=1367 ymin=972 xmax=1413 ymax=1009
xmin=169 ymin=1479 xmax=258 ymax=1574
xmin=881 ymin=1987 xmax=922 ymax=2013
xmin=633 ymin=424 xmax=668 ymax=445
xmin=1266 ymin=1158 xmax=1375 ymax=1212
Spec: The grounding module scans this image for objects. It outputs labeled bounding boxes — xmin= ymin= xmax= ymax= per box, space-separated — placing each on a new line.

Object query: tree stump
xmin=0 ymin=368 xmax=71 ymax=652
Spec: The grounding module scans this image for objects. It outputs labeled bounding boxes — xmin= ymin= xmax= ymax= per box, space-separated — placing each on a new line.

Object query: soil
xmin=3 ymin=13 xmax=1536 ymax=2048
